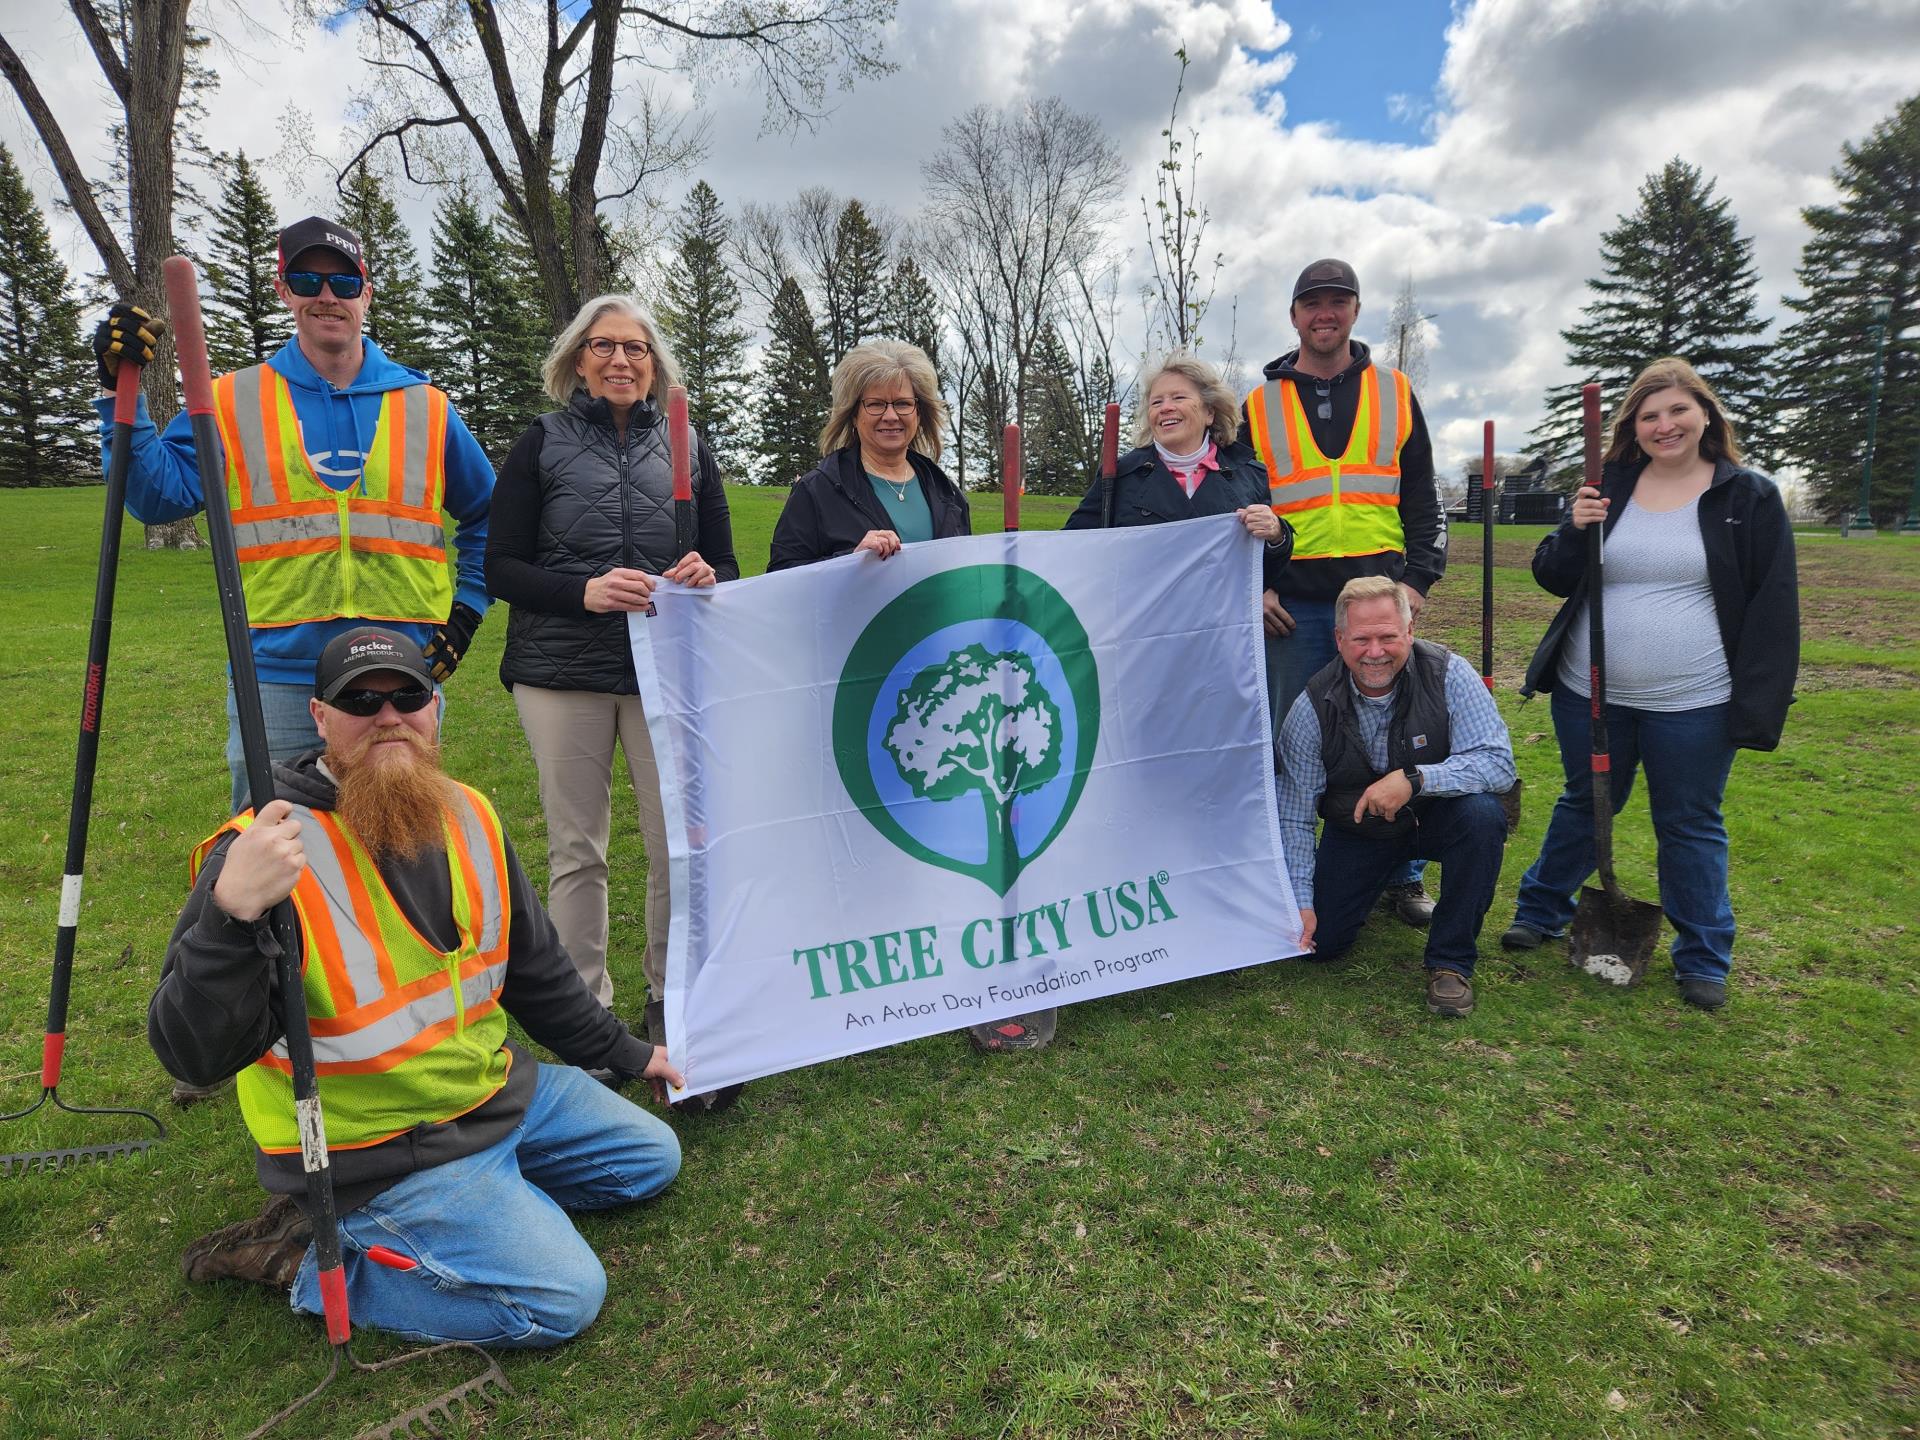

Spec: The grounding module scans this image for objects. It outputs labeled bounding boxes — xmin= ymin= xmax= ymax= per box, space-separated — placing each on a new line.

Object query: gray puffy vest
xmin=1305 ymin=638 xmax=1453 ymax=839
xmin=500 ymin=397 xmax=696 ymax=695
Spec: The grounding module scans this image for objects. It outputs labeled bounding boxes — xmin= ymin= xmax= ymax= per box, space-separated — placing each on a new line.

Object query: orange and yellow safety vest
xmin=191 ymin=783 xmax=513 ymax=1155
xmin=211 ymin=364 xmax=454 ymax=628
xmin=1244 ymin=363 xmax=1413 ymax=562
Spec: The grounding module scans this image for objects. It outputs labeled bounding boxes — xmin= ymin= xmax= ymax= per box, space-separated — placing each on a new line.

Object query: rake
xmin=162 ymin=256 xmax=510 ymax=1440
xmin=0 ymin=358 xmax=166 ymax=1177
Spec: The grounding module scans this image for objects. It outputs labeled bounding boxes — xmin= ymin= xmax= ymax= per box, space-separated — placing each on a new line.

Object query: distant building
xmin=1455 ymin=455 xmax=1568 ymax=525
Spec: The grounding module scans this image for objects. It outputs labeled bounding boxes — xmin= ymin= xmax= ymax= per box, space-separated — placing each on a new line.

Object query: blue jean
xmin=1513 ymin=688 xmax=1737 ymax=981
xmin=289 ymin=1064 xmax=681 ymax=1348
xmin=1310 ymin=792 xmax=1509 ymax=976
xmin=1269 ymin=594 xmax=1424 ymax=891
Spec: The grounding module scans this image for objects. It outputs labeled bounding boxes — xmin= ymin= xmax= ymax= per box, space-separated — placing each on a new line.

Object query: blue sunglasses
xmin=284 ymin=271 xmax=365 ymax=299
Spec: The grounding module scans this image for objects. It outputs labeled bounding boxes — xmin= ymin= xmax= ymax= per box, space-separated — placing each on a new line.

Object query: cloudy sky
xmin=4 ymin=0 xmax=1917 ymax=482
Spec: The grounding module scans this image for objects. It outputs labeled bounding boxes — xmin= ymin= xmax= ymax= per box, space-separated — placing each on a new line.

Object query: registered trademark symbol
xmin=1156 ymin=870 xmax=1169 ymax=885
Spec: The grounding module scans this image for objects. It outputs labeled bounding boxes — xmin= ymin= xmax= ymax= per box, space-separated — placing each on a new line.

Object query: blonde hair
xmin=1333 ymin=576 xmax=1410 ymax=633
xmin=819 ymin=340 xmax=948 ymax=461
xmin=541 ymin=294 xmax=681 ymax=408
xmin=1131 ymin=352 xmax=1240 ymax=449
xmin=1604 ymin=356 xmax=1742 ymax=467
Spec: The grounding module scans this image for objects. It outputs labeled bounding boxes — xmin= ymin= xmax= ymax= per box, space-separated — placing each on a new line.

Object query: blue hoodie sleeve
xmin=438 ymin=404 xmax=496 ymax=616
xmin=97 ymin=393 xmax=211 ymax=523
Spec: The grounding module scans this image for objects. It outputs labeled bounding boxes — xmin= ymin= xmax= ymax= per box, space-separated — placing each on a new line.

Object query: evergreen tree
xmin=492 ymin=204 xmax=565 ymax=432
xmin=757 ymin=275 xmax=829 ymax=486
xmin=882 ymin=253 xmax=941 ymax=367
xmin=0 ymin=144 xmax=96 ymax=485
xmin=657 ymin=182 xmax=751 ymax=473
xmin=1021 ymin=327 xmax=1084 ymax=495
xmin=425 ymin=192 xmax=542 ymax=457
xmin=821 ymin=199 xmax=889 ymax=365
xmin=1773 ymin=94 xmax=1920 ymax=524
xmin=341 ymin=164 xmax=434 ymax=372
xmin=202 ymin=151 xmax=286 ymax=373
xmin=1531 ymin=159 xmax=1773 ymax=479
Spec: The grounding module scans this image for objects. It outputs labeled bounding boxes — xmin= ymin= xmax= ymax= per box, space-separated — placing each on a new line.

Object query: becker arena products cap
xmin=277 ymin=216 xmax=368 ymax=278
xmin=313 ymin=627 xmax=433 ymax=702
xmin=1291 ymin=258 xmax=1360 ymax=301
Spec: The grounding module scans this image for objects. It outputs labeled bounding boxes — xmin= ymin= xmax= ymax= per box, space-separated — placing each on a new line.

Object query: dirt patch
xmin=1795 ymin=664 xmax=1920 ymax=693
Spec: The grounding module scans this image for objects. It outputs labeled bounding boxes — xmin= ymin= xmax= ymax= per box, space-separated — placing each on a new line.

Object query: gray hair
xmin=540 ymin=294 xmax=682 ymax=408
xmin=819 ymin=339 xmax=948 ymax=461
xmin=1130 ymin=351 xmax=1240 ymax=449
xmin=1333 ymin=576 xmax=1411 ymax=633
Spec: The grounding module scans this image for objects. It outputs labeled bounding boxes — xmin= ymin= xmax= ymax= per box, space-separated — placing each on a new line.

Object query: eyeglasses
xmin=860 ymin=399 xmax=917 ymax=417
xmin=584 ymin=337 xmax=653 ymax=360
xmin=327 ymin=684 xmax=434 ymax=718
xmin=283 ymin=271 xmax=366 ymax=299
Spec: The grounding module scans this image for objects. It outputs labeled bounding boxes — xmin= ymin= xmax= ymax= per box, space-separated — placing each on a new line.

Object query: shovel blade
xmin=1568 ymin=886 xmax=1663 ymax=986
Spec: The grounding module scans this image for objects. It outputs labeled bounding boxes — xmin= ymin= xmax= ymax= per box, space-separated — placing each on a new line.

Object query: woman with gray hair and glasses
xmin=768 ymin=338 xmax=971 ymax=571
xmin=486 ymin=293 xmax=740 ymax=1108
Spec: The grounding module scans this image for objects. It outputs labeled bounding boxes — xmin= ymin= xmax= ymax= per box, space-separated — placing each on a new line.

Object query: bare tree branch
xmin=68 ymin=0 xmax=130 ymax=102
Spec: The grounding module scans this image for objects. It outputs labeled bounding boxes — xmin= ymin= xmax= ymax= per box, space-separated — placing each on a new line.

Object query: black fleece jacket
xmin=1239 ymin=340 xmax=1447 ymax=600
xmin=767 ymin=445 xmax=971 ymax=571
xmin=149 ymin=752 xmax=656 ymax=1215
xmin=1521 ymin=457 xmax=1800 ymax=751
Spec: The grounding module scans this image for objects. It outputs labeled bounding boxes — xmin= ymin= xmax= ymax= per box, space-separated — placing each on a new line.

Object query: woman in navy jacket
xmin=1501 ymin=357 xmax=1799 ymax=1009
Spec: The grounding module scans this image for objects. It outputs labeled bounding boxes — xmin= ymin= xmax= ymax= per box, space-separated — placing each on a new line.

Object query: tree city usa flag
xmin=632 ymin=515 xmax=1306 ymax=1096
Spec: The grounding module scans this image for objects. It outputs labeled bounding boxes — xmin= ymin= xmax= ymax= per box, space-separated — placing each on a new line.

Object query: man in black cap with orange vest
xmin=151 ymin=627 xmax=683 ymax=1348
xmin=1244 ymin=258 xmax=1448 ymax=927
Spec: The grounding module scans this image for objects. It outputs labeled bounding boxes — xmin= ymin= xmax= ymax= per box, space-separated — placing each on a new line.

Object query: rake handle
xmin=165 ymin=257 xmax=351 ymax=1346
xmin=668 ymin=385 xmax=694 ymax=561
xmin=1098 ymin=402 xmax=1120 ymax=529
xmin=1480 ymin=419 xmax=1495 ymax=691
xmin=1003 ymin=423 xmax=1021 ymax=532
xmin=1581 ymin=383 xmax=1619 ymax=898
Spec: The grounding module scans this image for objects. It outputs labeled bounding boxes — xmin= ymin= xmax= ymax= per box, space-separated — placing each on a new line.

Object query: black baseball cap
xmin=1291 ymin=258 xmax=1360 ymax=302
xmin=278 ymin=216 xmax=368 ymax=279
xmin=314 ymin=627 xmax=432 ymax=702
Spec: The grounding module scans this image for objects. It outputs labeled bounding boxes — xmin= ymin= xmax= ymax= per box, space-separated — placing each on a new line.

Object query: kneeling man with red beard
xmin=150 ymin=627 xmax=683 ymax=1348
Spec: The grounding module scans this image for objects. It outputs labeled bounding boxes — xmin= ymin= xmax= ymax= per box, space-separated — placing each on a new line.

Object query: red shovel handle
xmin=1002 ymin=423 xmax=1021 ymax=533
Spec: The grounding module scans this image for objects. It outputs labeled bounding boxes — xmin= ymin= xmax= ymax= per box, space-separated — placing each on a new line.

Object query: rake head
xmin=246 ymin=1341 xmax=513 ymax=1440
xmin=0 ymin=1136 xmax=160 ymax=1177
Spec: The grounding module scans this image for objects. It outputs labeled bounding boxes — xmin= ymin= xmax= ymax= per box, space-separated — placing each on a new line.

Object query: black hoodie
xmin=1240 ymin=340 xmax=1447 ymax=601
xmin=767 ymin=445 xmax=971 ymax=571
xmin=149 ymin=751 xmax=657 ymax=1216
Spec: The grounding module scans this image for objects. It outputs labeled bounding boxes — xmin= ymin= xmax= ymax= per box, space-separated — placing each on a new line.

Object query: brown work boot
xmin=181 ymin=1195 xmax=312 ymax=1291
xmin=1424 ymin=968 xmax=1475 ymax=1018
xmin=170 ymin=1075 xmax=234 ymax=1107
xmin=1385 ymin=881 xmax=1435 ymax=927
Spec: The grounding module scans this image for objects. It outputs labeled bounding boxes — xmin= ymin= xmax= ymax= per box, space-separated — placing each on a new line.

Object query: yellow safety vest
xmin=1244 ymin=363 xmax=1413 ymax=562
xmin=191 ymin=783 xmax=513 ymax=1155
xmin=211 ymin=364 xmax=453 ymax=628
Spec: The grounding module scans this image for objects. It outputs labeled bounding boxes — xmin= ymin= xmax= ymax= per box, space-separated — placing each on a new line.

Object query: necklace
xmin=872 ymin=471 xmax=913 ymax=502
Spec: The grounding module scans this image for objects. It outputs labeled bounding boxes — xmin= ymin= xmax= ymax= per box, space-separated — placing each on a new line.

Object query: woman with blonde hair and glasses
xmin=486 ymin=293 xmax=740 ymax=1106
xmin=769 ymin=338 xmax=970 ymax=570
xmin=1501 ymin=356 xmax=1798 ymax=1011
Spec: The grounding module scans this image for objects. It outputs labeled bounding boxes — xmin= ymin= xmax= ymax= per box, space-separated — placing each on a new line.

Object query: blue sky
xmin=1269 ymin=1 xmax=1454 ymax=142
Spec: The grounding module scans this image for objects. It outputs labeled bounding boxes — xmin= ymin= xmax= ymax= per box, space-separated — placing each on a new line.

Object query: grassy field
xmin=0 ymin=485 xmax=1914 ymax=1439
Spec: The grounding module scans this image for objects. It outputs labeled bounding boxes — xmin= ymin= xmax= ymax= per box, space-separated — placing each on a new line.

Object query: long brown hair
xmin=1603 ymin=356 xmax=1742 ymax=467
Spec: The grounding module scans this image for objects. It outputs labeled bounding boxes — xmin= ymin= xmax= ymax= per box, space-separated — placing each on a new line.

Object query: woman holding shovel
xmin=1502 ymin=357 xmax=1799 ymax=1009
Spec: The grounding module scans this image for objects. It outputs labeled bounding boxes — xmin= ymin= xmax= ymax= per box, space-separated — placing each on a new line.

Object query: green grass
xmin=0 ymin=487 xmax=1914 ymax=1439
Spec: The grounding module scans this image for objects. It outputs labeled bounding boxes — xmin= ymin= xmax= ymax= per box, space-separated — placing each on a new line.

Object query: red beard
xmin=326 ymin=726 xmax=457 ymax=863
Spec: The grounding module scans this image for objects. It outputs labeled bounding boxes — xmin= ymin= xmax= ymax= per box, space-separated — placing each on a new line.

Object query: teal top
xmin=867 ymin=472 xmax=934 ymax=544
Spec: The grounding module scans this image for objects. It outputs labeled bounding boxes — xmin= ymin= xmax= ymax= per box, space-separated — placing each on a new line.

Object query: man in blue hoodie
xmin=93 ymin=217 xmax=495 ymax=815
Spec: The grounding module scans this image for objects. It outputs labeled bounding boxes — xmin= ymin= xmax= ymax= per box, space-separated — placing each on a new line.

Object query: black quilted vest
xmin=1305 ymin=638 xmax=1453 ymax=839
xmin=500 ymin=394 xmax=694 ymax=695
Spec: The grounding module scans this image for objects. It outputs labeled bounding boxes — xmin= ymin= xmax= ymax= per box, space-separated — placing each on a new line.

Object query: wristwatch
xmin=1402 ymin=765 xmax=1423 ymax=796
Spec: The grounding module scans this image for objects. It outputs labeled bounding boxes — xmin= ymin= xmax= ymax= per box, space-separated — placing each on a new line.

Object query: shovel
xmin=1567 ymin=383 xmax=1662 ymax=985
xmin=0 ymin=357 xmax=166 ymax=1176
xmin=163 ymin=256 xmax=510 ymax=1440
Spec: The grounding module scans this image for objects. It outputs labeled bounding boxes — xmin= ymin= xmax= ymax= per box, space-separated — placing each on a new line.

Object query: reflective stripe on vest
xmin=211 ymin=365 xmax=453 ymax=628
xmin=1245 ymin=364 xmax=1412 ymax=561
xmin=191 ymin=783 xmax=514 ymax=1154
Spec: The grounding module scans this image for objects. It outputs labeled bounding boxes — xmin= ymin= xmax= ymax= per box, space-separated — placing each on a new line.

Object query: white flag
xmin=632 ymin=514 xmax=1303 ymax=1095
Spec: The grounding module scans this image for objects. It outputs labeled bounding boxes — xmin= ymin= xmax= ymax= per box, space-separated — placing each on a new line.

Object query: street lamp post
xmin=1855 ymin=297 xmax=1891 ymax=534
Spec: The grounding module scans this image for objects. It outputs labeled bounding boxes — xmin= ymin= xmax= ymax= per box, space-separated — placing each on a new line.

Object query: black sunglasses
xmin=327 ymin=684 xmax=434 ymax=717
xmin=284 ymin=271 xmax=366 ymax=299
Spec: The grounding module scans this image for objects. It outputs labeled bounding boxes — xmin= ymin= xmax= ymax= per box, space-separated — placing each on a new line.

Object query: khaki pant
xmin=512 ymin=685 xmax=669 ymax=1007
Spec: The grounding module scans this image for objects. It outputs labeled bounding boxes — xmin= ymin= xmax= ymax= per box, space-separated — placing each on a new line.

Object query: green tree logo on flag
xmin=835 ymin=566 xmax=1099 ymax=894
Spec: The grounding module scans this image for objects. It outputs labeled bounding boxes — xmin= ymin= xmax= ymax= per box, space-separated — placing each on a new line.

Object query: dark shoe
xmin=1385 ymin=881 xmax=1434 ymax=928
xmin=1678 ymin=978 xmax=1727 ymax=1011
xmin=181 ymin=1195 xmax=311 ymax=1291
xmin=1425 ymin=969 xmax=1475 ymax=1017
xmin=1500 ymin=921 xmax=1552 ymax=951
xmin=170 ymin=1075 xmax=234 ymax=1108
xmin=968 ymin=1010 xmax=1057 ymax=1053
xmin=673 ymin=1083 xmax=745 ymax=1116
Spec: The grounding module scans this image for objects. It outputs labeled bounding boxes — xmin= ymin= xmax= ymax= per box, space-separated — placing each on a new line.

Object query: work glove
xmin=92 ymin=303 xmax=162 ymax=389
xmin=422 ymin=602 xmax=482 ymax=682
